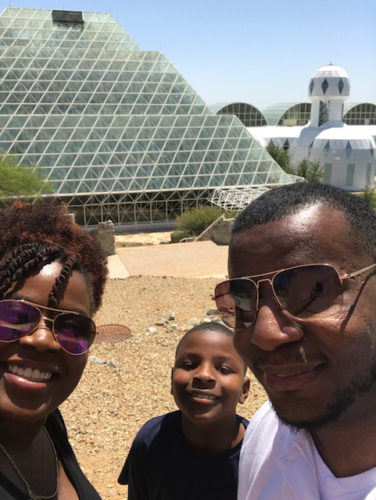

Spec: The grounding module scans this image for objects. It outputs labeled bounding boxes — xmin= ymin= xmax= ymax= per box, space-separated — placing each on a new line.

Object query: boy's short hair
xmin=175 ymin=322 xmax=247 ymax=373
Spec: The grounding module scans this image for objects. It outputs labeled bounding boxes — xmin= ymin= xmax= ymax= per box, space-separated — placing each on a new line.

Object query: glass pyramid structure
xmin=0 ymin=7 xmax=297 ymax=225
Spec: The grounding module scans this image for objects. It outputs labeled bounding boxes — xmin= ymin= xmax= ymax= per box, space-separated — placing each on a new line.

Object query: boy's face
xmin=171 ymin=329 xmax=249 ymax=424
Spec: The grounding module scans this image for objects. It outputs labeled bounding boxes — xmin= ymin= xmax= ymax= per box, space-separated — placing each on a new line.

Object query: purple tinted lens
xmin=0 ymin=301 xmax=40 ymax=341
xmin=54 ymin=313 xmax=95 ymax=354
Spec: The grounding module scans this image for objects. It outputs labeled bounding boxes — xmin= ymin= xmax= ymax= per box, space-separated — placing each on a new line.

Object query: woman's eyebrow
xmin=7 ymin=293 xmax=88 ymax=316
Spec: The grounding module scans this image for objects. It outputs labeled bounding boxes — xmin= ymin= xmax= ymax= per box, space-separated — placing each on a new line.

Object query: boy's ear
xmin=239 ymin=376 xmax=250 ymax=404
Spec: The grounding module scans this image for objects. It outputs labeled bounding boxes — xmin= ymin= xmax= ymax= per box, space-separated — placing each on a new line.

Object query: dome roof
xmin=308 ymin=64 xmax=350 ymax=100
xmin=312 ymin=64 xmax=349 ymax=79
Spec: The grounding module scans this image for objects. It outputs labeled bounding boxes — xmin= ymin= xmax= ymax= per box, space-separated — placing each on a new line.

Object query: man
xmin=214 ymin=183 xmax=376 ymax=499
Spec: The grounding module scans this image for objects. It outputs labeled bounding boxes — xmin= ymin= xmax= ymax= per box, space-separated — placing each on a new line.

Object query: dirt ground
xmin=60 ymin=276 xmax=268 ymax=499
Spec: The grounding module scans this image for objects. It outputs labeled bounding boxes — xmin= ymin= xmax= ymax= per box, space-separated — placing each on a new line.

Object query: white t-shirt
xmin=238 ymin=402 xmax=376 ymax=500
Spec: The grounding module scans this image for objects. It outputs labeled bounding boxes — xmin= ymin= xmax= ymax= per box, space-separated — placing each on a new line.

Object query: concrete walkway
xmin=108 ymin=240 xmax=228 ymax=279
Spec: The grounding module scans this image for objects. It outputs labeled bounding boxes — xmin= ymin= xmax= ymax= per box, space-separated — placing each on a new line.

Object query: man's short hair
xmin=232 ymin=183 xmax=376 ymax=256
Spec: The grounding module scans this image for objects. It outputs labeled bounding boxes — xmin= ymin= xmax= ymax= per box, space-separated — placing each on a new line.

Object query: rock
xmin=147 ymin=326 xmax=158 ymax=334
xmin=186 ymin=317 xmax=200 ymax=327
xmin=206 ymin=308 xmax=218 ymax=316
xmin=89 ymin=356 xmax=106 ymax=365
xmin=90 ymin=220 xmax=115 ymax=256
xmin=155 ymin=317 xmax=167 ymax=326
xmin=106 ymin=360 xmax=119 ymax=370
xmin=168 ymin=312 xmax=176 ymax=320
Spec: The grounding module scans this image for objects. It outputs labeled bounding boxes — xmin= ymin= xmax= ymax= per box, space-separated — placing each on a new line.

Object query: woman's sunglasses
xmin=0 ymin=299 xmax=96 ymax=355
xmin=214 ymin=263 xmax=376 ymax=328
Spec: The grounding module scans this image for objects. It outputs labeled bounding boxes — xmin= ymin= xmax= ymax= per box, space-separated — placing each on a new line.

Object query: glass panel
xmin=324 ymin=163 xmax=332 ymax=184
xmin=345 ymin=164 xmax=355 ymax=186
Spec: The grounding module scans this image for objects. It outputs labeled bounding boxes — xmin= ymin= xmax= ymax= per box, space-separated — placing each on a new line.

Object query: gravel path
xmin=60 ymin=277 xmax=268 ymax=499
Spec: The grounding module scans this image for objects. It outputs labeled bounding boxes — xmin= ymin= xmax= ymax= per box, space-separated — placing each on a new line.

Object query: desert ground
xmin=60 ymin=242 xmax=268 ymax=499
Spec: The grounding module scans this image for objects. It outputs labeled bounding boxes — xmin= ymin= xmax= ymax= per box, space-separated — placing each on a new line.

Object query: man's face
xmin=229 ymin=203 xmax=376 ymax=430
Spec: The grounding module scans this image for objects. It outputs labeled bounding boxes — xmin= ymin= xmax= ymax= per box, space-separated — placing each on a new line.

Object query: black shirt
xmin=0 ymin=409 xmax=101 ymax=499
xmin=119 ymin=410 xmax=248 ymax=500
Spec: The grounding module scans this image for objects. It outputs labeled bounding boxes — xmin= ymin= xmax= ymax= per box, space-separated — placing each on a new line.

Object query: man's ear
xmin=239 ymin=376 xmax=250 ymax=404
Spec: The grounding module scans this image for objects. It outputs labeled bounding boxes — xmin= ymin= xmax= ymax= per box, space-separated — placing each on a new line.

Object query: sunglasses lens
xmin=214 ymin=265 xmax=344 ymax=327
xmin=0 ymin=301 xmax=40 ymax=341
xmin=54 ymin=313 xmax=96 ymax=355
xmin=274 ymin=265 xmax=343 ymax=317
xmin=215 ymin=279 xmax=257 ymax=328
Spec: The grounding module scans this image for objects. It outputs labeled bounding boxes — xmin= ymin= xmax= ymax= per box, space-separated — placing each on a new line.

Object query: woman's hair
xmin=0 ymin=198 xmax=107 ymax=313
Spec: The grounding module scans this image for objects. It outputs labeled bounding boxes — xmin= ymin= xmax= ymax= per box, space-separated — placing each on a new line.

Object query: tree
xmin=0 ymin=155 xmax=53 ymax=198
xmin=266 ymin=141 xmax=294 ymax=174
xmin=295 ymin=158 xmax=323 ymax=183
xmin=359 ymin=184 xmax=376 ymax=210
xmin=267 ymin=141 xmax=324 ymax=183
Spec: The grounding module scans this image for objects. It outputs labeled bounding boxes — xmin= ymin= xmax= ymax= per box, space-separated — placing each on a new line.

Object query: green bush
xmin=170 ymin=230 xmax=191 ymax=243
xmin=0 ymin=154 xmax=53 ymax=198
xmin=176 ymin=205 xmax=224 ymax=236
xmin=358 ymin=186 xmax=376 ymax=210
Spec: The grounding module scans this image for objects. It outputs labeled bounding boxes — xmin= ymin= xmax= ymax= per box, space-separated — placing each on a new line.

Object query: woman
xmin=0 ymin=199 xmax=107 ymax=499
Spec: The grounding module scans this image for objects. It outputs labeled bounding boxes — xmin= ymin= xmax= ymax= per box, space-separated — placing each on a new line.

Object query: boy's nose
xmin=192 ymin=364 xmax=216 ymax=387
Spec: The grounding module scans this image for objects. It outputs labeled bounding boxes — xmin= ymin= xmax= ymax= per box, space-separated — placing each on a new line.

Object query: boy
xmin=118 ymin=322 xmax=250 ymax=500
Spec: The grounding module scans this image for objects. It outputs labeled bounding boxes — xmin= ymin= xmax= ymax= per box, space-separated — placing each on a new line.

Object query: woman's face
xmin=0 ymin=261 xmax=91 ymax=424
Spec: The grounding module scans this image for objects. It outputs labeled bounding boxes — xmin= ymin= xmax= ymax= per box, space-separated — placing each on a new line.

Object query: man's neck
xmin=311 ymin=412 xmax=376 ymax=477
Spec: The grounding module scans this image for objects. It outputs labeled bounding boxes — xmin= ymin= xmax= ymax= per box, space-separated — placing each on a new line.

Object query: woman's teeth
xmin=7 ymin=364 xmax=52 ymax=381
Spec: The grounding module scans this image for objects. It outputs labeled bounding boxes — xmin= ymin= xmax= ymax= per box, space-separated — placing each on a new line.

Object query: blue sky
xmin=2 ymin=0 xmax=375 ymax=109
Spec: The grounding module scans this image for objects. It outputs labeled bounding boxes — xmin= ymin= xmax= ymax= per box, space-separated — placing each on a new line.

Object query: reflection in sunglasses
xmin=0 ymin=299 xmax=96 ymax=355
xmin=214 ymin=262 xmax=376 ymax=328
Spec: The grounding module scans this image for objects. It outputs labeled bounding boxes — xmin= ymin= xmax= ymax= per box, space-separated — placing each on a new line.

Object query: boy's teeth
xmin=7 ymin=364 xmax=52 ymax=381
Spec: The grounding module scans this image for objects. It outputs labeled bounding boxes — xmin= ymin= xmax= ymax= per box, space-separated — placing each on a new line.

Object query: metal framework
xmin=210 ymin=177 xmax=306 ymax=211
xmin=211 ymin=186 xmax=270 ymax=211
xmin=211 ymin=102 xmax=267 ymax=127
xmin=0 ymin=7 xmax=297 ymax=225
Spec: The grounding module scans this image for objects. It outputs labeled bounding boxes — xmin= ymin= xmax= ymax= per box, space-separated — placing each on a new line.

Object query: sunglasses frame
xmin=0 ymin=298 xmax=96 ymax=355
xmin=214 ymin=262 xmax=376 ymax=326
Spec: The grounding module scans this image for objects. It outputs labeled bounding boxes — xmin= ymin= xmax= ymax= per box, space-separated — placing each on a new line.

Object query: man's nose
xmin=237 ymin=282 xmax=303 ymax=352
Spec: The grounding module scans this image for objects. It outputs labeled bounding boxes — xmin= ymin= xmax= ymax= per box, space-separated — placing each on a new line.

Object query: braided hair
xmin=0 ymin=199 xmax=107 ymax=313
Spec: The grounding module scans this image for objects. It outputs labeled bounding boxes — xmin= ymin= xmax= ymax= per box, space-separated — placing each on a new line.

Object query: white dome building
xmin=249 ymin=64 xmax=376 ymax=191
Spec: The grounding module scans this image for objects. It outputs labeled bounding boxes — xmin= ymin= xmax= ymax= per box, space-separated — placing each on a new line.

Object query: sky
xmin=1 ymin=0 xmax=375 ymax=109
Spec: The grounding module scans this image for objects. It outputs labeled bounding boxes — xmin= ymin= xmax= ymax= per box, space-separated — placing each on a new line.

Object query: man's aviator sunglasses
xmin=0 ymin=299 xmax=96 ymax=355
xmin=214 ymin=263 xmax=376 ymax=328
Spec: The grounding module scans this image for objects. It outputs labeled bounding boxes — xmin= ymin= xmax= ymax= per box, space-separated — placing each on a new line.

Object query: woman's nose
xmin=18 ymin=318 xmax=61 ymax=352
